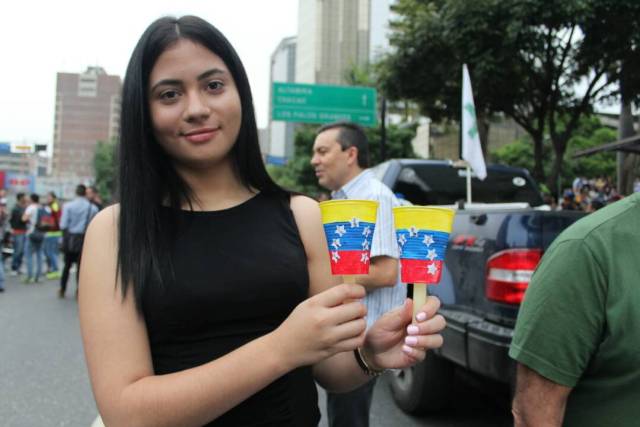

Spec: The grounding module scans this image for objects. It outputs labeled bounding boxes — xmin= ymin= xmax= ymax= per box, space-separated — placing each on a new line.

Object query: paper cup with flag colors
xmin=319 ymin=200 xmax=378 ymax=277
xmin=393 ymin=206 xmax=455 ymax=284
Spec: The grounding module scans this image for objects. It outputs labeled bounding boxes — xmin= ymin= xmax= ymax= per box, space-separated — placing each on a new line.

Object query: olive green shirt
xmin=510 ymin=192 xmax=640 ymax=426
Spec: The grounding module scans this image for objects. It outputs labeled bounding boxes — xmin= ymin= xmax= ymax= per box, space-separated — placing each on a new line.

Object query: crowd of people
xmin=544 ymin=175 xmax=640 ymax=212
xmin=0 ymin=185 xmax=101 ymax=295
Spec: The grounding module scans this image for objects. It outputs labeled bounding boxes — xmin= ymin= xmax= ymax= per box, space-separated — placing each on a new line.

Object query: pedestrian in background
xmin=22 ymin=193 xmax=45 ymax=283
xmin=0 ymin=199 xmax=7 ymax=292
xmin=59 ymin=185 xmax=98 ymax=298
xmin=311 ymin=121 xmax=405 ymax=427
xmin=44 ymin=192 xmax=62 ymax=279
xmin=78 ymin=16 xmax=445 ymax=427
xmin=86 ymin=186 xmax=103 ymax=211
xmin=9 ymin=192 xmax=28 ymax=275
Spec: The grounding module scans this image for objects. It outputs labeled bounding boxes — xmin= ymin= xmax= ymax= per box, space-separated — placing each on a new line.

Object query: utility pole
xmin=380 ymin=96 xmax=387 ymax=161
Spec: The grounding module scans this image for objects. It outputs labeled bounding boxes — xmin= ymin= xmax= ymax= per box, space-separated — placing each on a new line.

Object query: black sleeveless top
xmin=141 ymin=192 xmax=320 ymax=426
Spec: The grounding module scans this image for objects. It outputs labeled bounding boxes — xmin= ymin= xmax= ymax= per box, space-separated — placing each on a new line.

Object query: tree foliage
xmin=267 ymin=125 xmax=321 ymax=195
xmin=93 ymin=139 xmax=117 ymax=202
xmin=579 ymin=0 xmax=640 ymax=193
xmin=378 ymin=0 xmax=636 ymax=194
xmin=377 ymin=0 xmax=518 ymax=152
xmin=579 ymin=0 xmax=640 ymax=106
xmin=492 ymin=116 xmax=617 ymax=192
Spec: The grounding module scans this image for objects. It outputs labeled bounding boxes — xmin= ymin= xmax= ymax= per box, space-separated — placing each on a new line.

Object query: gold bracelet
xmin=354 ymin=347 xmax=386 ymax=377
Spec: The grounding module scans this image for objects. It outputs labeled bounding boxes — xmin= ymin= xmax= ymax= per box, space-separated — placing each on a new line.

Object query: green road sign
xmin=272 ymin=82 xmax=377 ymax=127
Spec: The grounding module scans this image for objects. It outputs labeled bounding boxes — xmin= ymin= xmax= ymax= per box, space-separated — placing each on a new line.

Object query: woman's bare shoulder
xmin=86 ymin=203 xmax=120 ymax=235
xmin=289 ymin=194 xmax=326 ymax=255
xmin=289 ymin=194 xmax=320 ymax=219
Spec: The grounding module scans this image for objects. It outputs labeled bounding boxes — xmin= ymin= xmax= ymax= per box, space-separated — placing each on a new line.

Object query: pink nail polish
xmin=416 ymin=312 xmax=427 ymax=322
xmin=407 ymin=325 xmax=419 ymax=335
xmin=402 ymin=345 xmax=413 ymax=354
xmin=405 ymin=336 xmax=418 ymax=345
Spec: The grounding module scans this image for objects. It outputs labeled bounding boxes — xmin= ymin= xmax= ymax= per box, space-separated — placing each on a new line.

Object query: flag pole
xmin=466 ymin=164 xmax=472 ymax=204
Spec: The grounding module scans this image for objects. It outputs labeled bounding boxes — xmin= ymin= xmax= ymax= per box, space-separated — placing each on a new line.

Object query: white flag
xmin=462 ymin=64 xmax=487 ymax=180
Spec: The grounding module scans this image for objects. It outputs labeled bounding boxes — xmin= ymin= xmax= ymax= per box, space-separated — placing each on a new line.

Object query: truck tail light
xmin=485 ymin=249 xmax=542 ymax=305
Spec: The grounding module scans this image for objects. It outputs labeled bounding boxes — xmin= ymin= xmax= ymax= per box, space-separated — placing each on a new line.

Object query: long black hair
xmin=117 ymin=16 xmax=284 ymax=311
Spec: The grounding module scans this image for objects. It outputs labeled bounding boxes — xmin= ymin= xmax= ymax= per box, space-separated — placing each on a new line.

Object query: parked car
xmin=372 ymin=159 xmax=586 ymax=413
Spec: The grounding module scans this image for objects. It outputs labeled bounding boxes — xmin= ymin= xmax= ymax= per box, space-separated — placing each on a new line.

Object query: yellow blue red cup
xmin=393 ymin=206 xmax=455 ymax=284
xmin=319 ymin=200 xmax=379 ymax=275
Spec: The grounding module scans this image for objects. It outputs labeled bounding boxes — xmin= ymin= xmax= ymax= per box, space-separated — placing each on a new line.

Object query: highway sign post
xmin=272 ymin=82 xmax=377 ymax=127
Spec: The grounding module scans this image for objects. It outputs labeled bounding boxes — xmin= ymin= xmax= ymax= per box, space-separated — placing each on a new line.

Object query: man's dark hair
xmin=76 ymin=185 xmax=87 ymax=196
xmin=16 ymin=192 xmax=25 ymax=202
xmin=117 ymin=15 xmax=284 ymax=311
xmin=590 ymin=198 xmax=605 ymax=211
xmin=30 ymin=193 xmax=40 ymax=203
xmin=316 ymin=121 xmax=370 ymax=168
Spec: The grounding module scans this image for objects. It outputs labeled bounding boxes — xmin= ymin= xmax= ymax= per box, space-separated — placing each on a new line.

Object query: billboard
xmin=5 ymin=172 xmax=36 ymax=193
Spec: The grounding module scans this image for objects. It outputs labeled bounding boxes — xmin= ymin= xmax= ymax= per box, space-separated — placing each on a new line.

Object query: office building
xmin=268 ymin=36 xmax=298 ymax=164
xmin=296 ymin=0 xmax=371 ymax=85
xmin=52 ymin=66 xmax=121 ymax=179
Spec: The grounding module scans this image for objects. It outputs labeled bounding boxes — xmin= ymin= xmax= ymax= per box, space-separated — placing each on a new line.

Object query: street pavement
xmin=317 ymin=371 xmax=512 ymax=427
xmin=0 ymin=271 xmax=96 ymax=427
xmin=1 ymin=271 xmax=511 ymax=427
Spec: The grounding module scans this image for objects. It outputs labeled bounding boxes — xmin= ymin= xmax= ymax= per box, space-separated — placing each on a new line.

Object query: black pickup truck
xmin=372 ymin=159 xmax=585 ymax=413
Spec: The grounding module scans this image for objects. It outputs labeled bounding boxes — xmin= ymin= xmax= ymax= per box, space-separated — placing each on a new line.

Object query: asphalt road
xmin=0 ymin=272 xmax=96 ymax=427
xmin=317 ymin=371 xmax=512 ymax=427
xmin=0 ymin=272 xmax=511 ymax=427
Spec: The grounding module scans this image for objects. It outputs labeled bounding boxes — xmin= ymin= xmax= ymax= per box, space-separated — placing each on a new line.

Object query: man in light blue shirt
xmin=58 ymin=184 xmax=98 ymax=298
xmin=311 ymin=121 xmax=404 ymax=427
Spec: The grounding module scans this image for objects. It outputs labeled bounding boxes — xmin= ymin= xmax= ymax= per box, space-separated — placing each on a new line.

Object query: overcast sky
xmin=0 ymin=0 xmax=299 ymax=144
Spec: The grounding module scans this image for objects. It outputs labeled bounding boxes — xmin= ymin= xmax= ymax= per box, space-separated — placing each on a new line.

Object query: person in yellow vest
xmin=43 ymin=192 xmax=62 ymax=280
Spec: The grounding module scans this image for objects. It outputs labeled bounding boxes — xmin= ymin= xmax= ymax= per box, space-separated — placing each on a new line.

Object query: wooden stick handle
xmin=413 ymin=284 xmax=427 ymax=323
xmin=341 ymin=275 xmax=360 ymax=304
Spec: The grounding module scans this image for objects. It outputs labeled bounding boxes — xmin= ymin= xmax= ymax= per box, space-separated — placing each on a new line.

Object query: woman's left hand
xmin=361 ymin=296 xmax=445 ymax=370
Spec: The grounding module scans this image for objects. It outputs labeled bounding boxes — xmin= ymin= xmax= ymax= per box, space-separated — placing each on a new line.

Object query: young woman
xmin=79 ymin=15 xmax=445 ymax=427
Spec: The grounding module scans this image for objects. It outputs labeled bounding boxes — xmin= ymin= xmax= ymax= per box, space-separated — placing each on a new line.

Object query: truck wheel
xmin=389 ymin=353 xmax=454 ymax=414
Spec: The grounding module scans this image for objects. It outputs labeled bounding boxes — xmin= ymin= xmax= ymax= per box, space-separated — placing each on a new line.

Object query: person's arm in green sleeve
xmin=510 ymin=237 xmax=607 ymax=426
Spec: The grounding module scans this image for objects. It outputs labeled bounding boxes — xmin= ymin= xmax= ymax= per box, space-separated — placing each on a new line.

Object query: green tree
xmin=93 ymin=139 xmax=117 ymax=202
xmin=492 ymin=116 xmax=616 ymax=192
xmin=367 ymin=123 xmax=417 ymax=165
xmin=377 ymin=0 xmax=526 ymax=155
xmin=267 ymin=125 xmax=322 ymax=195
xmin=378 ymin=0 xmax=626 ymax=192
xmin=579 ymin=0 xmax=640 ymax=106
xmin=562 ymin=117 xmax=617 ymax=186
xmin=579 ymin=0 xmax=640 ymax=193
xmin=490 ymin=137 xmax=551 ymax=180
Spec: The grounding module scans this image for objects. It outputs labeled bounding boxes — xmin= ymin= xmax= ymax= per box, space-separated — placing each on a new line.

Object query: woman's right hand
xmin=271 ymin=283 xmax=367 ymax=369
